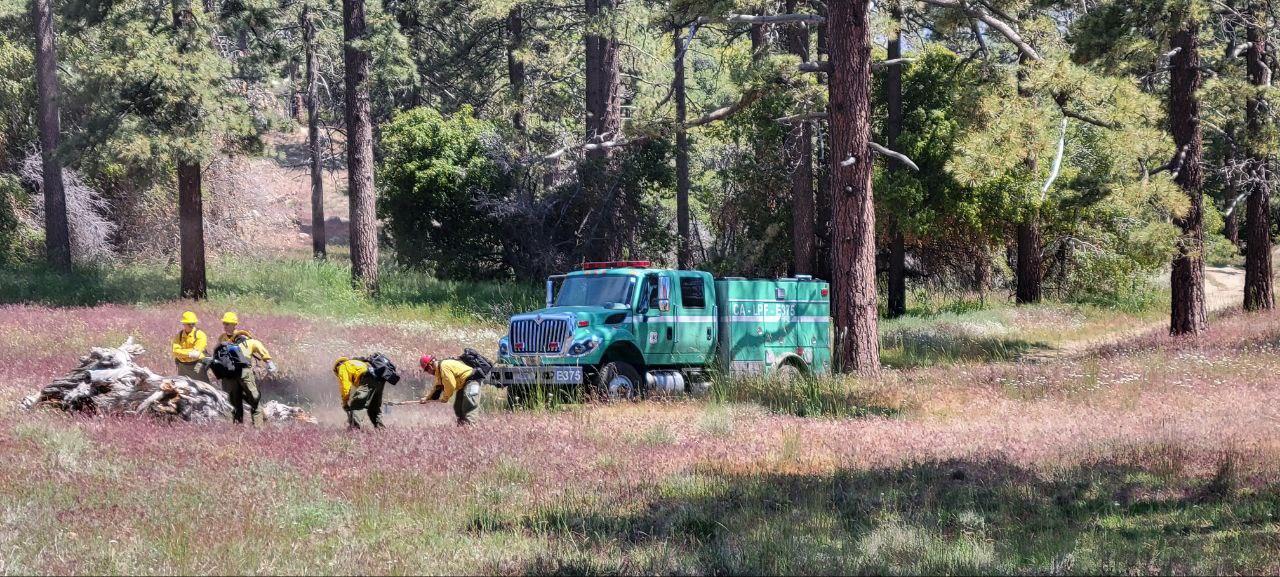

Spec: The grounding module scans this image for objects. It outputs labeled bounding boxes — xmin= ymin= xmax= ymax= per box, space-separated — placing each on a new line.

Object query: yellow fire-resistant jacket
xmin=335 ymin=359 xmax=369 ymax=407
xmin=219 ymin=330 xmax=272 ymax=361
xmin=171 ymin=329 xmax=208 ymax=363
xmin=428 ymin=359 xmax=475 ymax=403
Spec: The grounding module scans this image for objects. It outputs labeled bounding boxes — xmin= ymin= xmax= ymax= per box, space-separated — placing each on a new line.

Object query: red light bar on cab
xmin=581 ymin=260 xmax=652 ymax=270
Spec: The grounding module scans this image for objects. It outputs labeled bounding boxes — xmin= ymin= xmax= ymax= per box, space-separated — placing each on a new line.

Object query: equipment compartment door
xmin=672 ymin=273 xmax=715 ymax=365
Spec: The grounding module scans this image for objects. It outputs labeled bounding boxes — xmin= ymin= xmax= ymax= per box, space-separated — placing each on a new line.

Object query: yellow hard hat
xmin=221 ymin=312 xmax=240 ymax=324
xmin=180 ymin=311 xmax=199 ymax=324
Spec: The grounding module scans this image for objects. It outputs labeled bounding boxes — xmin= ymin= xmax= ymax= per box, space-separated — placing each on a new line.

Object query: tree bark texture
xmin=173 ymin=0 xmax=206 ymax=299
xmin=304 ymin=4 xmax=325 ymax=260
xmin=813 ymin=21 xmax=832 ymax=282
xmin=674 ymin=27 xmax=691 ymax=269
xmin=34 ymin=0 xmax=71 ymax=270
xmin=827 ymin=0 xmax=879 ymax=374
xmin=1169 ymin=23 xmax=1207 ymax=334
xmin=581 ymin=0 xmax=623 ymax=260
xmin=1243 ymin=6 xmax=1273 ymax=311
xmin=1016 ymin=215 xmax=1043 ymax=304
xmin=507 ymin=6 xmax=527 ymax=137
xmin=178 ymin=162 xmax=207 ymax=299
xmin=1015 ymin=55 xmax=1042 ymax=304
xmin=884 ymin=3 xmax=906 ymax=317
xmin=785 ymin=0 xmax=814 ymax=277
xmin=344 ymin=0 xmax=379 ymax=292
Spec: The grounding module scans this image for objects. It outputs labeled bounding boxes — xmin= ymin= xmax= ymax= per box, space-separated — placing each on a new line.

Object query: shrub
xmin=378 ymin=106 xmax=510 ymax=279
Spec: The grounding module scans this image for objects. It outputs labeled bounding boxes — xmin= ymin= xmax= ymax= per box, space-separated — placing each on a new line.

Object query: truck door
xmin=635 ymin=273 xmax=675 ymax=366
xmin=672 ymin=273 xmax=715 ymax=365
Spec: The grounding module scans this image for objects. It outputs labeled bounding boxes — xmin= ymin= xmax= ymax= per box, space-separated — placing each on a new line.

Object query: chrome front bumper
xmin=485 ymin=365 xmax=585 ymax=387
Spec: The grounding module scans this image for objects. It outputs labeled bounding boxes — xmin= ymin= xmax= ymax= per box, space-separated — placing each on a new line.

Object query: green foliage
xmin=379 ymin=106 xmax=509 ymax=278
xmin=0 ymin=174 xmax=38 ymax=264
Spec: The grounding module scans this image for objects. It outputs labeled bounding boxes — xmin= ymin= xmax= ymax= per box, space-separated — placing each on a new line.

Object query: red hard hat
xmin=420 ymin=355 xmax=435 ymax=371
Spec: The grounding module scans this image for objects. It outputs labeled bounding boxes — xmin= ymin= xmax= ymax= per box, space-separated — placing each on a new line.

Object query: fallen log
xmin=22 ymin=337 xmax=314 ymax=424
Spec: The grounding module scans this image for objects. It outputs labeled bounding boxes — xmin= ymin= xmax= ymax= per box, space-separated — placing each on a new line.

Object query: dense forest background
xmin=1 ymin=0 xmax=1277 ymax=371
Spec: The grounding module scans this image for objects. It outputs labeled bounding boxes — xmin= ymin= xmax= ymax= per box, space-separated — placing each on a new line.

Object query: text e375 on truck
xmin=487 ymin=260 xmax=832 ymax=404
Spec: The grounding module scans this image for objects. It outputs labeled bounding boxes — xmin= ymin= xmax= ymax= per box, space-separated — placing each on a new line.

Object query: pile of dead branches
xmin=21 ymin=338 xmax=313 ymax=424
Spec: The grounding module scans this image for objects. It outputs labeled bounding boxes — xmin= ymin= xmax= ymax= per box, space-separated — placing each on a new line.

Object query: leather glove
xmin=265 ymin=360 xmax=278 ymax=374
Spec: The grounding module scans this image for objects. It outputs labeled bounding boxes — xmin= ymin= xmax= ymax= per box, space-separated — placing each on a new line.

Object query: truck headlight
xmin=567 ymin=335 xmax=601 ymax=356
xmin=498 ymin=336 xmax=511 ymax=357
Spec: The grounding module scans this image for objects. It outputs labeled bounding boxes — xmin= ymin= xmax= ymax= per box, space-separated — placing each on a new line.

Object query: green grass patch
xmin=0 ymin=257 xmax=542 ymax=325
xmin=709 ymin=374 xmax=905 ymax=419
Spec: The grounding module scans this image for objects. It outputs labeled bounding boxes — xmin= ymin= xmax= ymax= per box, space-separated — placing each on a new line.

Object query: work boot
xmin=370 ymin=413 xmax=385 ymax=429
xmin=346 ymin=410 xmax=360 ymax=430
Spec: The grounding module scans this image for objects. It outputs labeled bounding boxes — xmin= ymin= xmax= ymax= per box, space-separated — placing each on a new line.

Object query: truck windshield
xmin=554 ymin=275 xmax=635 ymax=308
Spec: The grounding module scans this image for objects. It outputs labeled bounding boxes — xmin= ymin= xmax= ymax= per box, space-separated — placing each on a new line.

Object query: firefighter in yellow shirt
xmin=333 ymin=354 xmax=400 ymax=430
xmin=215 ymin=312 xmax=276 ymax=425
xmin=171 ymin=311 xmax=208 ymax=382
xmin=420 ymin=355 xmax=480 ymax=425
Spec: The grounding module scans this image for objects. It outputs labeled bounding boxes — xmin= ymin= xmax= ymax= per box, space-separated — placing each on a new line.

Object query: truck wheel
xmin=776 ymin=361 xmax=806 ymax=383
xmin=594 ymin=361 xmax=642 ymax=402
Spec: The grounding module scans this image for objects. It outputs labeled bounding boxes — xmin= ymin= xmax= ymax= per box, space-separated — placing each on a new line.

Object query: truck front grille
xmin=510 ymin=318 xmax=571 ymax=354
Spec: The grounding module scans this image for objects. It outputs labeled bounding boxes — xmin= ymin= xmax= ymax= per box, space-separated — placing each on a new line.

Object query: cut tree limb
xmin=869 ymin=142 xmax=920 ymax=171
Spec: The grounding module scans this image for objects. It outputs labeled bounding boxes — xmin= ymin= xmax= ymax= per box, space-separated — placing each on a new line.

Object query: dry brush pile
xmin=20 ymin=337 xmax=314 ymax=423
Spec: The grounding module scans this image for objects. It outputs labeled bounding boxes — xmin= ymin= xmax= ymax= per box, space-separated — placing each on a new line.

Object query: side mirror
xmin=658 ymin=277 xmax=672 ymax=312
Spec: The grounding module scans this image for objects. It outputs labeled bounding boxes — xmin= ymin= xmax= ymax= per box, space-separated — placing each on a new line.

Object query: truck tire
xmin=776 ymin=361 xmax=806 ymax=383
xmin=594 ymin=361 xmax=642 ymax=402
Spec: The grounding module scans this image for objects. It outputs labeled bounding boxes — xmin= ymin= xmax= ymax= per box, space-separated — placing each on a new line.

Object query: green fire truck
xmin=488 ymin=260 xmax=831 ymax=401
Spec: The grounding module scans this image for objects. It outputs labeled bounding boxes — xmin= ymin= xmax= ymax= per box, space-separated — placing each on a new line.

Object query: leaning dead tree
xmin=22 ymin=338 xmax=314 ymax=424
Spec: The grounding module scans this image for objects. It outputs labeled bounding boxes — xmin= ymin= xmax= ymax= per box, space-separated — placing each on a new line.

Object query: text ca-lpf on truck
xmin=487 ymin=261 xmax=831 ymax=404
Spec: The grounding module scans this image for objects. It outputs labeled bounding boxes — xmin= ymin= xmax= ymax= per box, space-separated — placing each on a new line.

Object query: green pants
xmin=453 ymin=381 xmax=481 ymax=425
xmin=346 ymin=377 xmax=385 ymax=429
xmin=175 ymin=360 xmax=204 ymax=382
xmin=221 ymin=368 xmax=261 ymax=426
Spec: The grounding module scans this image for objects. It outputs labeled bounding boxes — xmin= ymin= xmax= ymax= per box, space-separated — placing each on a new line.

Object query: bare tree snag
xmin=344 ymin=0 xmax=379 ymax=292
xmin=303 ymin=3 xmax=325 ymax=260
xmin=1243 ymin=3 xmax=1273 ymax=311
xmin=33 ymin=0 xmax=70 ymax=270
xmin=828 ymin=0 xmax=879 ymax=374
xmin=1169 ymin=22 xmax=1207 ymax=334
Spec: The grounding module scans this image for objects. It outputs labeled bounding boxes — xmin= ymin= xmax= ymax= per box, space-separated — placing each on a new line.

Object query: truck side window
xmin=679 ymin=276 xmax=706 ymax=308
xmin=645 ymin=275 xmax=660 ymax=310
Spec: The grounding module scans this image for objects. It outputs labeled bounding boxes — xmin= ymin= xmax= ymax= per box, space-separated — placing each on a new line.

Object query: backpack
xmin=356 ymin=353 xmax=401 ymax=385
xmin=209 ymin=342 xmax=251 ymax=379
xmin=456 ymin=348 xmax=494 ymax=377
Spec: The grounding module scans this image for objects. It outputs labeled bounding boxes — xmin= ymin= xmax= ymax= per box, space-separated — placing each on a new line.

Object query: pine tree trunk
xmin=973 ymin=246 xmax=991 ymax=297
xmin=1016 ymin=215 xmax=1043 ymax=304
xmin=884 ymin=4 xmax=906 ymax=317
xmin=507 ymin=6 xmax=527 ymax=138
xmin=813 ymin=22 xmax=832 ymax=282
xmin=33 ymin=0 xmax=70 ymax=270
xmin=827 ymin=0 xmax=879 ymax=374
xmin=1242 ymin=6 xmax=1273 ymax=311
xmin=1169 ymin=23 xmax=1207 ymax=334
xmin=1015 ymin=55 xmax=1042 ymax=304
xmin=178 ymin=161 xmax=207 ymax=299
xmin=303 ymin=4 xmax=325 ymax=260
xmin=785 ymin=0 xmax=814 ymax=276
xmin=674 ymin=26 xmax=691 ymax=269
xmin=581 ymin=0 xmax=623 ymax=260
xmin=344 ymin=0 xmax=379 ymax=292
xmin=173 ymin=0 xmax=205 ymax=299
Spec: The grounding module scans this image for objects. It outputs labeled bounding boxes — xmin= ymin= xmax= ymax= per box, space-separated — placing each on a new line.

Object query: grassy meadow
xmin=1 ymin=259 xmax=1279 ymax=574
